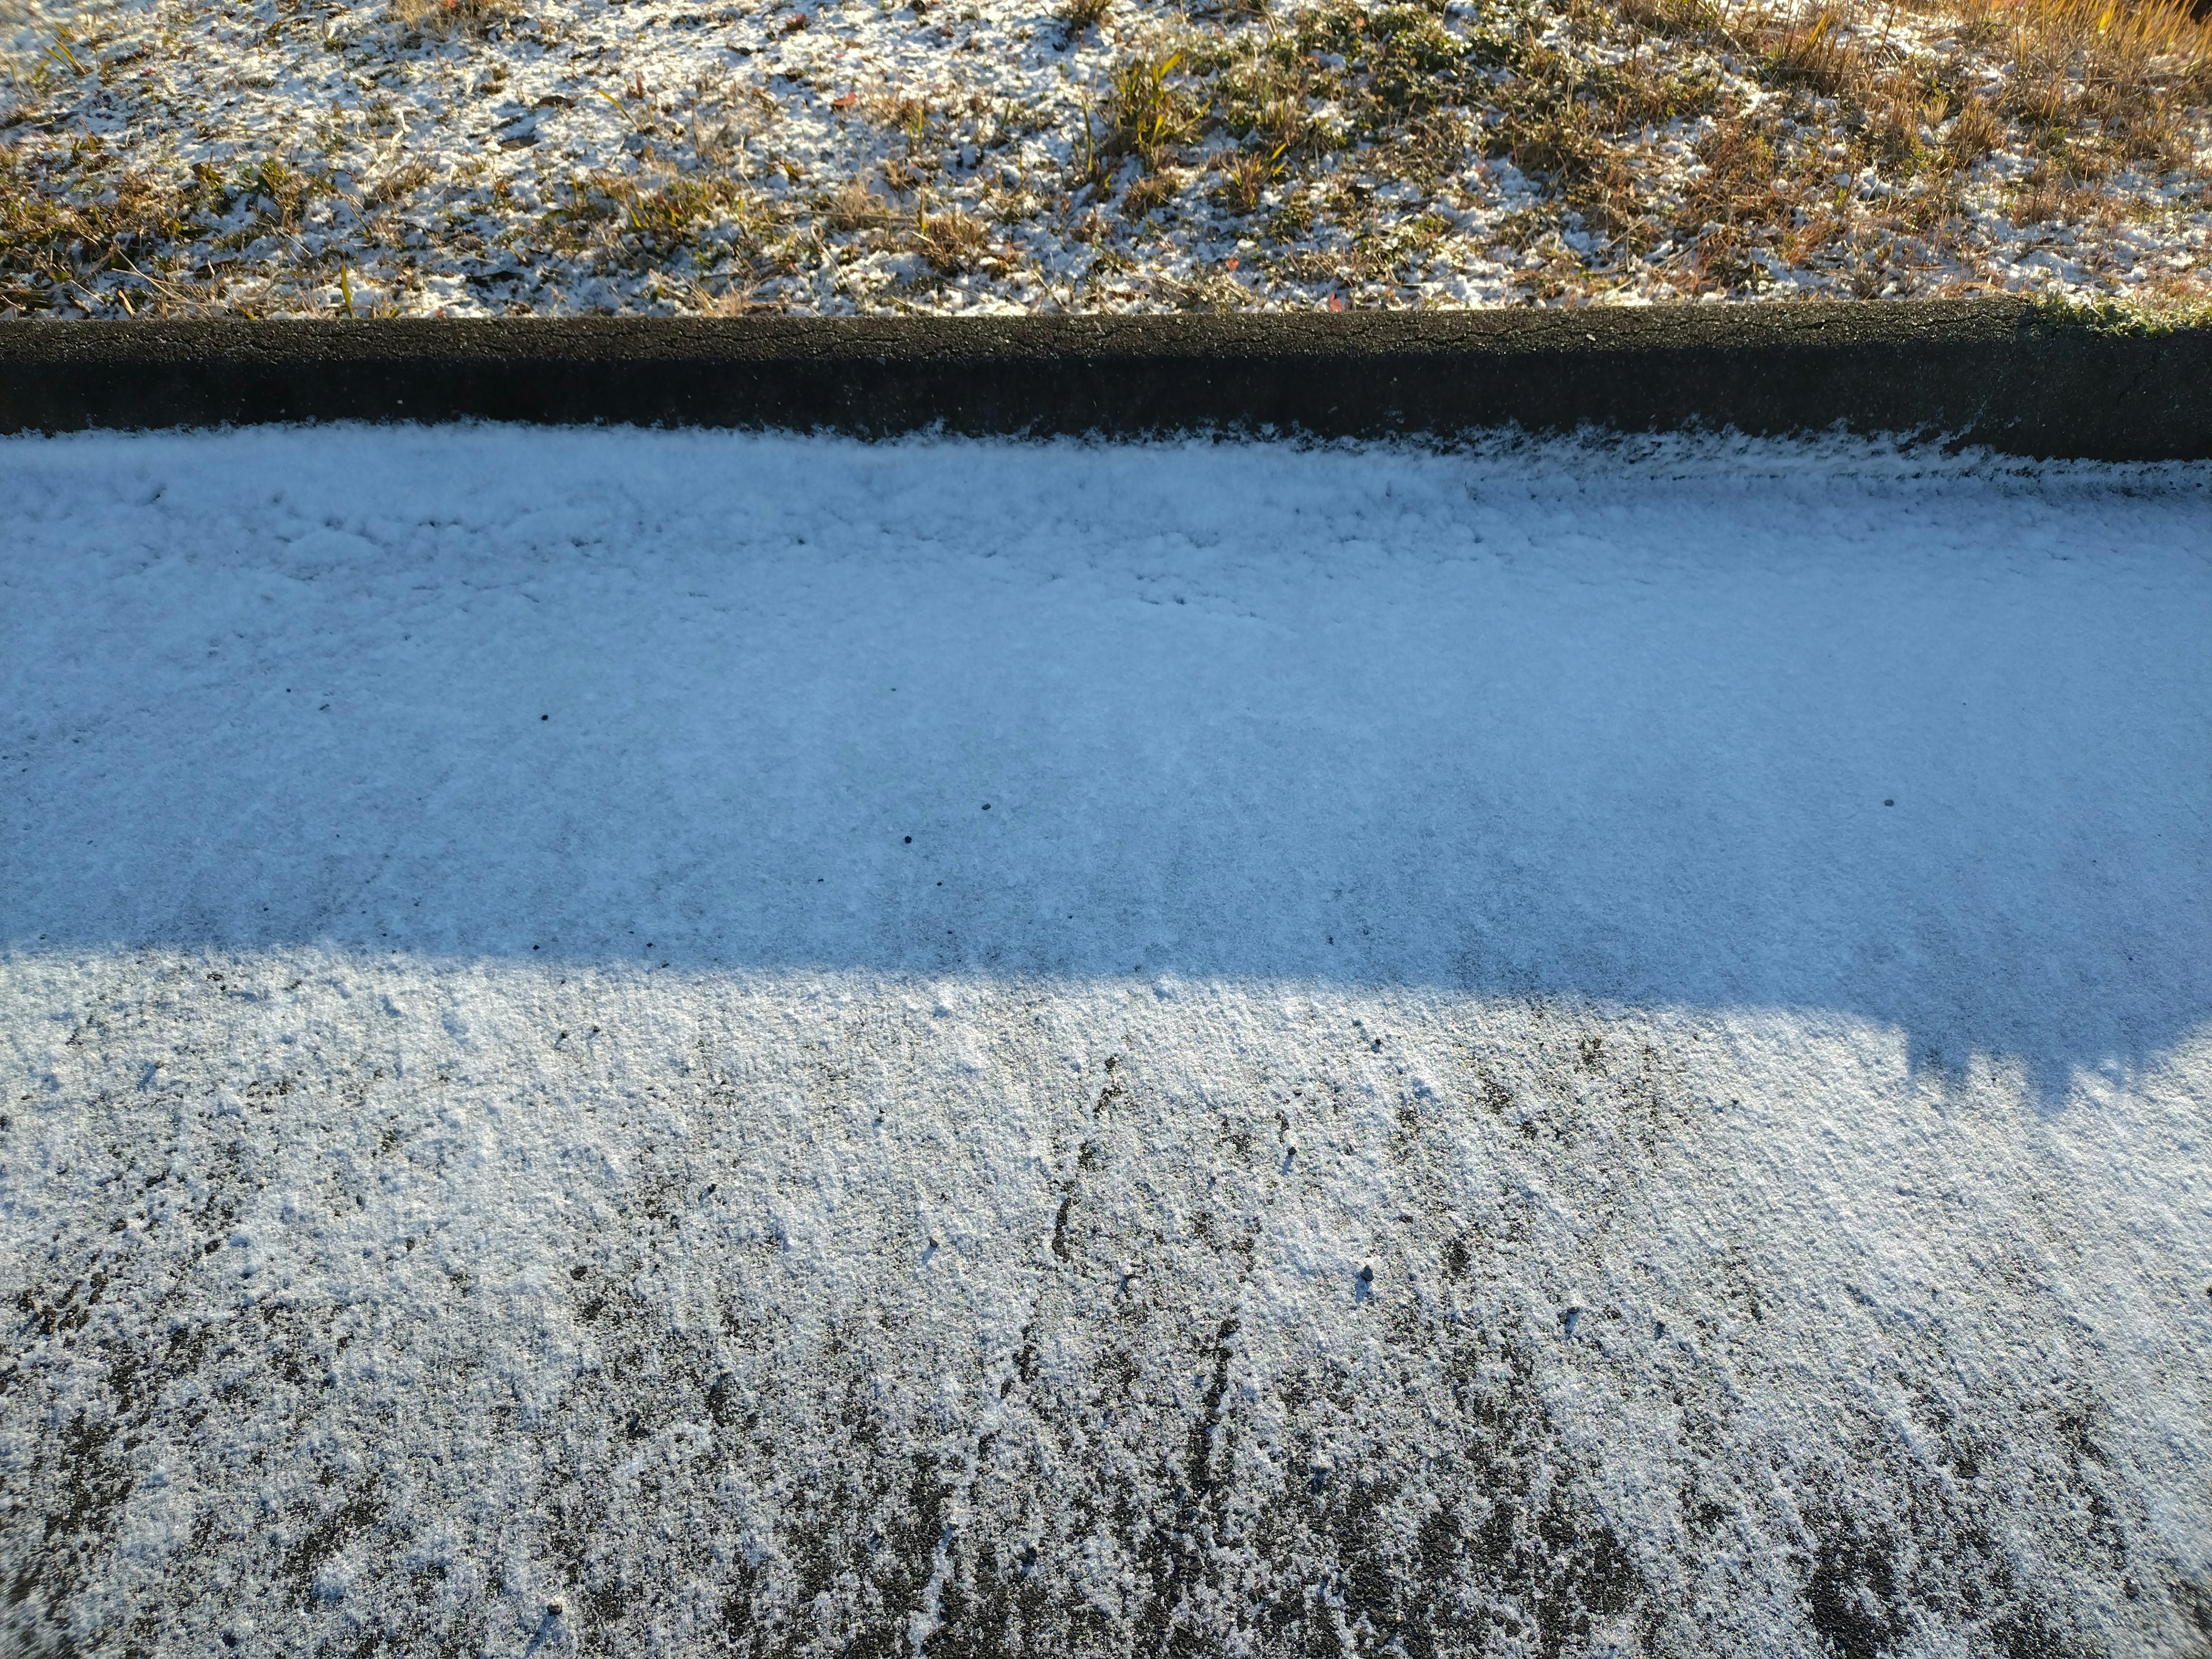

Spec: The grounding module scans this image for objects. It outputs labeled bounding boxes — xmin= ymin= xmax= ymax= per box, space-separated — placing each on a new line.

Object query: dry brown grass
xmin=1470 ymin=35 xmax=1718 ymax=218
xmin=1 ymin=157 xmax=192 ymax=310
xmin=391 ymin=0 xmax=522 ymax=36
xmin=1758 ymin=3 xmax=1866 ymax=96
xmin=363 ymin=158 xmax=438 ymax=210
xmin=1944 ymin=94 xmax=2004 ymax=166
xmin=911 ymin=203 xmax=990 ymax=270
xmin=1056 ymin=0 xmax=1112 ymax=39
xmin=544 ymin=169 xmax=757 ymax=257
xmin=1120 ymin=168 xmax=1181 ymax=216
xmin=1778 ymin=0 xmax=2209 ymax=137
xmin=1680 ymin=116 xmax=1780 ymax=227
xmin=1622 ymin=0 xmax=2211 ymax=143
xmin=1501 ymin=0 xmax=2209 ymax=293
xmin=10 ymin=0 xmax=2211 ymax=314
xmin=861 ymin=88 xmax=933 ymax=143
xmin=1976 ymin=0 xmax=2212 ymax=118
xmin=824 ymin=175 xmax=892 ymax=230
xmin=1213 ymin=145 xmax=1286 ymax=214
xmin=1160 ymin=264 xmax=1249 ymax=308
xmin=226 ymin=157 xmax=329 ymax=234
xmin=0 ymin=147 xmax=349 ymax=313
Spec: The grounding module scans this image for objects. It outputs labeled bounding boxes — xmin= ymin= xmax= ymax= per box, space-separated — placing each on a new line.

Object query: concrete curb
xmin=2 ymin=298 xmax=2207 ymax=456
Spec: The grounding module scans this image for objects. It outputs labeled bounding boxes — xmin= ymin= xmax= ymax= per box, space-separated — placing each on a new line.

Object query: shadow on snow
xmin=3 ymin=429 xmax=2208 ymax=1100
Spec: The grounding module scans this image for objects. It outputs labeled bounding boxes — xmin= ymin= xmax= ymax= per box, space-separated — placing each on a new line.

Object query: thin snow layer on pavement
xmin=2 ymin=430 xmax=2210 ymax=1659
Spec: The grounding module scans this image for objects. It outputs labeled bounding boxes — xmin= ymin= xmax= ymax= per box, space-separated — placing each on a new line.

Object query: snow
xmin=2 ymin=0 xmax=2209 ymax=316
xmin=2 ymin=427 xmax=2210 ymax=1655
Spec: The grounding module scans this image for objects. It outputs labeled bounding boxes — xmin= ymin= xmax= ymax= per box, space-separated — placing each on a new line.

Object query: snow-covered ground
xmin=2 ymin=429 xmax=2210 ymax=1657
xmin=3 ymin=0 xmax=2210 ymax=316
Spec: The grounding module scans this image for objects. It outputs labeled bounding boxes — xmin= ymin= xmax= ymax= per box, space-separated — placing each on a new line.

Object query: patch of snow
xmin=2 ymin=427 xmax=2209 ymax=1654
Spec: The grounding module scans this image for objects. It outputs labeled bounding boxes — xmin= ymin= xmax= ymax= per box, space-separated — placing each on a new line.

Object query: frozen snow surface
xmin=2 ymin=428 xmax=2210 ymax=1658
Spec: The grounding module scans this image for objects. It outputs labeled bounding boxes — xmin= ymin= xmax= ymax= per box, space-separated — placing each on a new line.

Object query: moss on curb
xmin=2029 ymin=295 xmax=2212 ymax=336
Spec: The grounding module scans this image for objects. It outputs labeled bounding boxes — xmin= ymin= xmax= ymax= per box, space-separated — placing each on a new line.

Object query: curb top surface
xmin=0 ymin=300 xmax=2205 ymax=457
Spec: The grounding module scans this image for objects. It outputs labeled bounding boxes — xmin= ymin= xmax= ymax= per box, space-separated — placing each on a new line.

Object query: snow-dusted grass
xmin=1 ymin=0 xmax=2209 ymax=315
xmin=2 ymin=429 xmax=2210 ymax=1656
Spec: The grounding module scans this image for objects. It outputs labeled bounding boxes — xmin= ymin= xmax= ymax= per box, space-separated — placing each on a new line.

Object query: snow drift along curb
xmin=1 ymin=299 xmax=2207 ymax=456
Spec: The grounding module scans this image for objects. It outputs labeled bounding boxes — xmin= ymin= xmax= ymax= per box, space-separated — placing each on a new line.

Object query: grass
xmin=912 ymin=203 xmax=990 ymax=270
xmin=1100 ymin=49 xmax=1196 ymax=173
xmin=2031 ymin=291 xmax=2212 ymax=330
xmin=389 ymin=0 xmax=521 ymax=38
xmin=0 ymin=144 xmax=346 ymax=312
xmin=1449 ymin=0 xmax=2212 ymax=295
xmin=1213 ymin=143 xmax=1289 ymax=214
xmin=824 ymin=175 xmax=893 ymax=231
xmin=2 ymin=0 xmax=2209 ymax=313
xmin=544 ymin=169 xmax=759 ymax=257
xmin=1057 ymin=0 xmax=1113 ymax=39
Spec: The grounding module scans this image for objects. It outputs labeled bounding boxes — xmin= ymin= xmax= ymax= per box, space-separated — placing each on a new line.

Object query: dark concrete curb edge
xmin=2 ymin=298 xmax=2207 ymax=458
